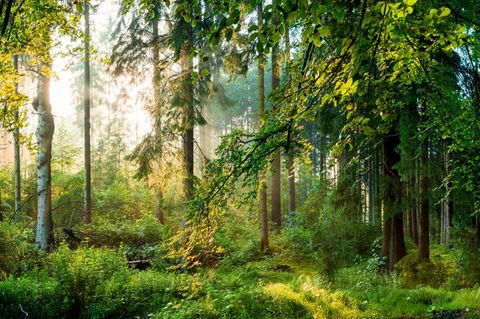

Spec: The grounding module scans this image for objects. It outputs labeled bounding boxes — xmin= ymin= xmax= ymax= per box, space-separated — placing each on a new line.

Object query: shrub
xmin=0 ymin=223 xmax=34 ymax=276
xmin=452 ymin=227 xmax=480 ymax=285
xmin=93 ymin=270 xmax=186 ymax=317
xmin=0 ymin=274 xmax=69 ymax=319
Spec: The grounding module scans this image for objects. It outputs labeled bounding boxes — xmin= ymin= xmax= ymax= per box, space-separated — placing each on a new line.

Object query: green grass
xmin=1 ymin=226 xmax=479 ymax=318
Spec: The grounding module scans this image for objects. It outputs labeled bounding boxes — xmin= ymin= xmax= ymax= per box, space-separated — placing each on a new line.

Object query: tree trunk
xmin=412 ymin=159 xmax=419 ymax=244
xmin=442 ymin=143 xmax=452 ymax=246
xmin=381 ymin=128 xmax=407 ymax=270
xmin=405 ymin=178 xmax=412 ymax=239
xmin=285 ymin=22 xmax=295 ymax=217
xmin=258 ymin=3 xmax=268 ymax=250
xmin=13 ymin=54 xmax=21 ymax=219
xmin=368 ymin=148 xmax=374 ymax=223
xmin=374 ymin=143 xmax=382 ymax=224
xmin=155 ymin=191 xmax=165 ymax=224
xmin=380 ymin=212 xmax=392 ymax=265
xmin=83 ymin=1 xmax=92 ymax=224
xmin=408 ymin=160 xmax=418 ymax=244
xmin=319 ymin=135 xmax=326 ymax=179
xmin=270 ymin=10 xmax=282 ymax=228
xmin=152 ymin=4 xmax=165 ymax=224
xmin=35 ymin=60 xmax=55 ymax=252
xmin=180 ymin=21 xmax=195 ymax=201
xmin=418 ymin=137 xmax=429 ymax=261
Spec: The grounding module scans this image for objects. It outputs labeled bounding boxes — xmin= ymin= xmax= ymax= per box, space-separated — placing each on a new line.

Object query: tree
xmin=380 ymin=127 xmax=407 ymax=271
xmin=179 ymin=0 xmax=474 ymax=271
xmin=270 ymin=0 xmax=282 ymax=228
xmin=177 ymin=2 xmax=195 ymax=202
xmin=285 ymin=22 xmax=295 ymax=217
xmin=13 ymin=54 xmax=21 ymax=218
xmin=418 ymin=110 xmax=429 ymax=261
xmin=35 ymin=59 xmax=55 ymax=252
xmin=83 ymin=0 xmax=92 ymax=224
xmin=258 ymin=2 xmax=268 ymax=250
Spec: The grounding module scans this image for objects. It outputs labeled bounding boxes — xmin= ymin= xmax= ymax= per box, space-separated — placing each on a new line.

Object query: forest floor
xmin=1 ymin=219 xmax=480 ymax=318
xmin=202 ymin=238 xmax=480 ymax=319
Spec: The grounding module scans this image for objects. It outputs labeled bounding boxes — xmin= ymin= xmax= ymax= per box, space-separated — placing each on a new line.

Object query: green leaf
xmin=438 ymin=7 xmax=451 ymax=18
xmin=271 ymin=32 xmax=281 ymax=43
xmin=403 ymin=0 xmax=417 ymax=6
xmin=76 ymin=2 xmax=83 ymax=14
xmin=248 ymin=24 xmax=258 ymax=32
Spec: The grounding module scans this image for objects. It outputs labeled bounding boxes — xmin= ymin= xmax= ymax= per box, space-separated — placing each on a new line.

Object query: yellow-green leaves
xmin=337 ymin=78 xmax=359 ymax=98
xmin=438 ymin=7 xmax=451 ymax=18
xmin=403 ymin=0 xmax=417 ymax=6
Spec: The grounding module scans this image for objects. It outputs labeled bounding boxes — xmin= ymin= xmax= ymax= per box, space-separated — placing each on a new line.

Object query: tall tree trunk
xmin=258 ymin=3 xmax=268 ymax=250
xmin=441 ymin=142 xmax=452 ymax=245
xmin=357 ymin=149 xmax=363 ymax=222
xmin=198 ymin=3 xmax=213 ymax=169
xmin=13 ymin=54 xmax=21 ymax=219
xmin=83 ymin=0 xmax=92 ymax=224
xmin=270 ymin=8 xmax=282 ymax=228
xmin=285 ymin=22 xmax=295 ymax=217
xmin=408 ymin=160 xmax=417 ymax=243
xmin=35 ymin=60 xmax=55 ymax=252
xmin=319 ymin=135 xmax=326 ymax=179
xmin=404 ymin=180 xmax=410 ymax=237
xmin=181 ymin=21 xmax=195 ymax=201
xmin=368 ymin=147 xmax=374 ymax=223
xmin=412 ymin=159 xmax=419 ymax=244
xmin=381 ymin=128 xmax=407 ymax=270
xmin=418 ymin=137 xmax=429 ymax=260
xmin=380 ymin=213 xmax=392 ymax=265
xmin=374 ymin=143 xmax=382 ymax=224
xmin=405 ymin=178 xmax=412 ymax=239
xmin=152 ymin=4 xmax=164 ymax=224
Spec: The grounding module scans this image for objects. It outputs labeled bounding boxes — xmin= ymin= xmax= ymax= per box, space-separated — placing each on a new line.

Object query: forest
xmin=0 ymin=0 xmax=480 ymax=318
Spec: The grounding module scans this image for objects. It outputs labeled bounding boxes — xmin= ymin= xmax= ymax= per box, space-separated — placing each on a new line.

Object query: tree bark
xmin=180 ymin=19 xmax=195 ymax=201
xmin=155 ymin=191 xmax=165 ymax=224
xmin=408 ymin=160 xmax=418 ymax=244
xmin=83 ymin=0 xmax=92 ymax=224
xmin=381 ymin=128 xmax=407 ymax=271
xmin=258 ymin=3 xmax=268 ymax=250
xmin=13 ymin=54 xmax=21 ymax=219
xmin=412 ymin=160 xmax=419 ymax=244
xmin=418 ymin=136 xmax=429 ymax=261
xmin=374 ymin=144 xmax=382 ymax=224
xmin=152 ymin=4 xmax=165 ymax=224
xmin=35 ymin=60 xmax=55 ymax=252
xmin=270 ymin=7 xmax=282 ymax=228
xmin=368 ymin=146 xmax=374 ymax=223
xmin=285 ymin=22 xmax=295 ymax=217
xmin=442 ymin=142 xmax=452 ymax=246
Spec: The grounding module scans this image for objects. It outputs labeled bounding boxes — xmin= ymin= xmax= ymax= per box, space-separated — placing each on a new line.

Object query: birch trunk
xmin=35 ymin=60 xmax=55 ymax=252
